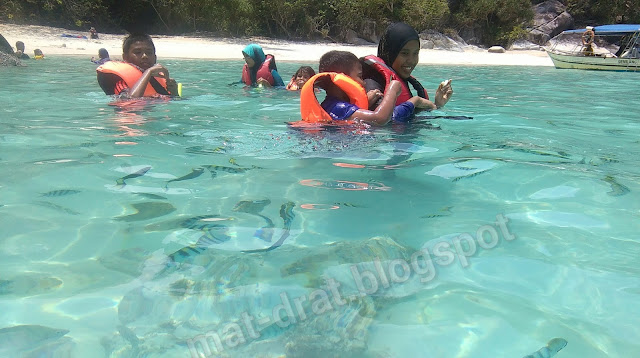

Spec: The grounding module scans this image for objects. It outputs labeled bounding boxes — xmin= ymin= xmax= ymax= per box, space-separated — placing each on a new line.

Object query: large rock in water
xmin=0 ymin=51 xmax=23 ymax=66
xmin=527 ymin=0 xmax=574 ymax=45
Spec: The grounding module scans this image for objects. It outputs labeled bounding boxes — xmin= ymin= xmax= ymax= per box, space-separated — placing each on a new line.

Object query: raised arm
xmin=350 ymin=80 xmax=402 ymax=126
xmin=127 ymin=64 xmax=176 ymax=98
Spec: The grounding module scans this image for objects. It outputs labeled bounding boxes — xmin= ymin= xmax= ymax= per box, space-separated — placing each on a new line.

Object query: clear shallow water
xmin=1 ymin=57 xmax=639 ymax=357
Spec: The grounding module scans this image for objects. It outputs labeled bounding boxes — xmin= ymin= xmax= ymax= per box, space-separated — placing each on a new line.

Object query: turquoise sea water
xmin=1 ymin=56 xmax=639 ymax=357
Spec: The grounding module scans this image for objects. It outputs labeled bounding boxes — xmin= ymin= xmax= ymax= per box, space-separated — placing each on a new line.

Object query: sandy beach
xmin=1 ymin=23 xmax=553 ymax=66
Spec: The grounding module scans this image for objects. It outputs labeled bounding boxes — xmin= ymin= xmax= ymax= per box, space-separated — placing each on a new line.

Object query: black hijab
xmin=378 ymin=22 xmax=420 ymax=66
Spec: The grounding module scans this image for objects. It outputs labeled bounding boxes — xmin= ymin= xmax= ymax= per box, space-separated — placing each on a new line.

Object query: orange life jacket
xmin=97 ymin=61 xmax=168 ymax=96
xmin=241 ymin=55 xmax=276 ymax=86
xmin=298 ymin=72 xmax=369 ymax=123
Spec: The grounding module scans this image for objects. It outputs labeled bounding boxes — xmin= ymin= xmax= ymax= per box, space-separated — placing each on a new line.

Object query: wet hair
xmin=34 ymin=49 xmax=43 ymax=56
xmin=122 ymin=33 xmax=155 ymax=54
xmin=293 ymin=66 xmax=315 ymax=79
xmin=319 ymin=50 xmax=359 ymax=74
xmin=16 ymin=41 xmax=25 ymax=51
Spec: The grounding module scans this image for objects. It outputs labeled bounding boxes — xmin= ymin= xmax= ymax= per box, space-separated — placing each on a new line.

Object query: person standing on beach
xmin=96 ymin=33 xmax=178 ymax=98
xmin=241 ymin=43 xmax=284 ymax=87
xmin=362 ymin=22 xmax=453 ymax=122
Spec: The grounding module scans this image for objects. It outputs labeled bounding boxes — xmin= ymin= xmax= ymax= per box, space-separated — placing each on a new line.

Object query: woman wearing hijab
xmin=241 ymin=43 xmax=284 ymax=87
xmin=362 ymin=22 xmax=453 ymax=121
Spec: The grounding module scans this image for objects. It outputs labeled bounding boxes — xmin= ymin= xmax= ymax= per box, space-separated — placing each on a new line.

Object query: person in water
xmin=286 ymin=66 xmax=316 ymax=91
xmin=241 ymin=43 xmax=284 ymax=87
xmin=92 ymin=48 xmax=110 ymax=65
xmin=363 ymin=22 xmax=453 ymax=122
xmin=14 ymin=41 xmax=30 ymax=60
xmin=97 ymin=33 xmax=178 ymax=98
xmin=33 ymin=49 xmax=44 ymax=59
xmin=315 ymin=50 xmax=401 ymax=126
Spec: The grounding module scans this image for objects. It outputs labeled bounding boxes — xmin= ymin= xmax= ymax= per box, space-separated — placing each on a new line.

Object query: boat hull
xmin=546 ymin=50 xmax=640 ymax=71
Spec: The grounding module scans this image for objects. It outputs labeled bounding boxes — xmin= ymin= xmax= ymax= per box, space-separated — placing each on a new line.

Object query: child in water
xmin=286 ymin=66 xmax=315 ymax=91
xmin=96 ymin=33 xmax=178 ymax=98
xmin=315 ymin=50 xmax=401 ymax=126
xmin=33 ymin=49 xmax=44 ymax=59
xmin=241 ymin=43 xmax=284 ymax=87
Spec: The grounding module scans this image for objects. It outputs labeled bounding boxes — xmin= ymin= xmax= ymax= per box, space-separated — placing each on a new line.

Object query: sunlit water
xmin=1 ymin=56 xmax=639 ymax=357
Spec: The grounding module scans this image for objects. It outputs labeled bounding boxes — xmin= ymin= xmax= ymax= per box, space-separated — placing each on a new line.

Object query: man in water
xmin=96 ymin=33 xmax=178 ymax=98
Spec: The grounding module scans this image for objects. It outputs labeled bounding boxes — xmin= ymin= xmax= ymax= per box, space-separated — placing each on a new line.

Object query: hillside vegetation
xmin=1 ymin=0 xmax=640 ymax=46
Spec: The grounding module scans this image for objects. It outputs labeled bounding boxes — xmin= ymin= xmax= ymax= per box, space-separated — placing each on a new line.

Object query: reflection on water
xmin=0 ymin=58 xmax=639 ymax=357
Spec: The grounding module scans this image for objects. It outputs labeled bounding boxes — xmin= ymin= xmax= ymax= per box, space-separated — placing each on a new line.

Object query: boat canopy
xmin=563 ymin=24 xmax=640 ymax=36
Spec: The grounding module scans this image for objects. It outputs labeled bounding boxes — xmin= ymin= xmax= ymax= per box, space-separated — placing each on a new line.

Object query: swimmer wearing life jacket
xmin=97 ymin=33 xmax=179 ymax=98
xmin=296 ymin=50 xmax=402 ymax=127
xmin=241 ymin=43 xmax=284 ymax=87
xmin=362 ymin=22 xmax=453 ymax=121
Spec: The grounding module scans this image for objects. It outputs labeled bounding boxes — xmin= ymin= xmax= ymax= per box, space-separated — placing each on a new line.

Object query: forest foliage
xmin=1 ymin=0 xmax=640 ymax=46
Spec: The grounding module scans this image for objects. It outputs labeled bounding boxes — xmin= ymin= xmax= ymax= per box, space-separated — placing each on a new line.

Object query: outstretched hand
xmin=435 ymin=79 xmax=453 ymax=108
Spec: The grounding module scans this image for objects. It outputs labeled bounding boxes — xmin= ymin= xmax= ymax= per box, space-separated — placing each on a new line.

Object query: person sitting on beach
xmin=33 ymin=49 xmax=44 ymax=59
xmin=92 ymin=48 xmax=110 ymax=65
xmin=301 ymin=50 xmax=401 ymax=126
xmin=89 ymin=27 xmax=99 ymax=40
xmin=14 ymin=41 xmax=30 ymax=60
xmin=241 ymin=43 xmax=284 ymax=87
xmin=96 ymin=33 xmax=178 ymax=98
xmin=286 ymin=66 xmax=316 ymax=91
xmin=362 ymin=22 xmax=453 ymax=122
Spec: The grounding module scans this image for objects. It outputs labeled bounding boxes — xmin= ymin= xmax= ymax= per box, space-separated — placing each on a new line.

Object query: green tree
xmin=455 ymin=0 xmax=533 ymax=46
xmin=400 ymin=0 xmax=450 ymax=32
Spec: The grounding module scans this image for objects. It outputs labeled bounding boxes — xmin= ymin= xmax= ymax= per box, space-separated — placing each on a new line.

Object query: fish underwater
xmin=603 ymin=175 xmax=630 ymax=196
xmin=244 ymin=201 xmax=295 ymax=253
xmin=420 ymin=206 xmax=454 ymax=219
xmin=523 ymin=338 xmax=567 ymax=358
xmin=114 ymin=202 xmax=177 ymax=222
xmin=232 ymin=199 xmax=271 ymax=214
xmin=33 ymin=201 xmax=80 ymax=215
xmin=40 ymin=189 xmax=81 ymax=197
xmin=163 ymin=167 xmax=205 ymax=190
xmin=116 ymin=166 xmax=152 ymax=188
xmin=202 ymin=164 xmax=259 ymax=179
xmin=134 ymin=192 xmax=168 ymax=200
xmin=233 ymin=199 xmax=274 ymax=242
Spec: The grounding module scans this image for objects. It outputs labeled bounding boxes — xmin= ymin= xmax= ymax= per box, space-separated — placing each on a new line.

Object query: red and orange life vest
xmin=362 ymin=55 xmax=428 ymax=106
xmin=298 ymin=72 xmax=369 ymax=124
xmin=241 ymin=54 xmax=276 ymax=86
xmin=97 ymin=61 xmax=168 ymax=96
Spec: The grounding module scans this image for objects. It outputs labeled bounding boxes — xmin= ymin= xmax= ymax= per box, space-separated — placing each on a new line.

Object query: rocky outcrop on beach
xmin=0 ymin=51 xmax=23 ymax=66
xmin=1 ymin=32 xmax=23 ymax=66
xmin=527 ymin=0 xmax=574 ymax=45
xmin=419 ymin=30 xmax=468 ymax=52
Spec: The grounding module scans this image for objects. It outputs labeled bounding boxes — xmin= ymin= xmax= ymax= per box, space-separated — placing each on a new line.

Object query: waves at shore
xmin=0 ymin=23 xmax=553 ymax=66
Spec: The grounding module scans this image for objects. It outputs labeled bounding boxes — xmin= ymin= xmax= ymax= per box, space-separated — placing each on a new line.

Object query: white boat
xmin=546 ymin=24 xmax=640 ymax=71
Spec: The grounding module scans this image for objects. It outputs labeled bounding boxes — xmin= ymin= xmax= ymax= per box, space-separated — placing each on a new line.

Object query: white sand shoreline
xmin=1 ymin=23 xmax=554 ymax=67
